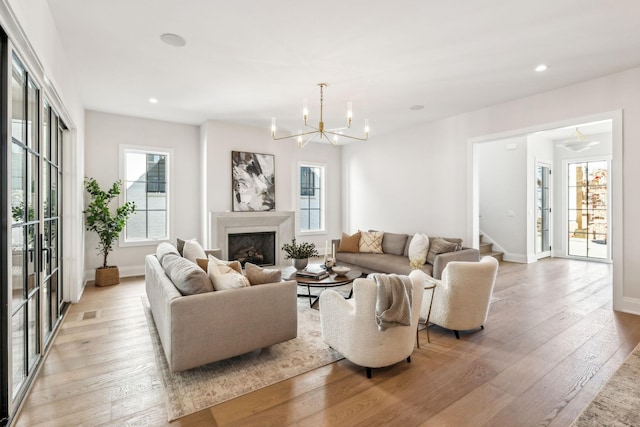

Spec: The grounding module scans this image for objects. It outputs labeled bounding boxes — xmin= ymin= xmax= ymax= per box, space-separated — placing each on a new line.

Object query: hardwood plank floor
xmin=11 ymin=258 xmax=640 ymax=426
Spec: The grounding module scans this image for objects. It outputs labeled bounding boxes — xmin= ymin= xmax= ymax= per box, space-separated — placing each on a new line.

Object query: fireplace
xmin=228 ymin=232 xmax=276 ymax=267
xmin=209 ymin=211 xmax=294 ymax=265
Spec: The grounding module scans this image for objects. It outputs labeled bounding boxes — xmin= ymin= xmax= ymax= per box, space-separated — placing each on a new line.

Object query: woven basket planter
xmin=95 ymin=266 xmax=120 ymax=286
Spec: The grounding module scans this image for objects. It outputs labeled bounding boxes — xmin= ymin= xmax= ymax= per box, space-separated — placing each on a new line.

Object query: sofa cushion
xmin=408 ymin=233 xmax=430 ymax=265
xmin=382 ymin=232 xmax=409 ymax=256
xmin=338 ymin=232 xmax=361 ymax=253
xmin=426 ymin=237 xmax=459 ymax=265
xmin=245 ymin=262 xmax=282 ymax=285
xmin=156 ymin=242 xmax=179 ymax=264
xmin=359 ymin=230 xmax=384 ymax=254
xmin=183 ymin=240 xmax=207 ymax=263
xmin=208 ymin=256 xmax=250 ymax=291
xmin=161 ymin=253 xmax=213 ymax=295
xmin=336 ymin=252 xmax=433 ymax=276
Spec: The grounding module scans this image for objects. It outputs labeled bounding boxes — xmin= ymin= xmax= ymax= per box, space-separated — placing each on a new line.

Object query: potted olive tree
xmin=83 ymin=177 xmax=136 ymax=286
xmin=282 ymin=238 xmax=319 ymax=270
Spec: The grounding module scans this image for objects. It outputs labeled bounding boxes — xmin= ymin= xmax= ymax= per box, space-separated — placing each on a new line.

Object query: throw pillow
xmin=207 ymin=255 xmax=250 ymax=291
xmin=359 ymin=230 xmax=384 ymax=254
xmin=156 ymin=242 xmax=179 ymax=264
xmin=408 ymin=233 xmax=430 ymax=265
xmin=161 ymin=253 xmax=213 ymax=295
xmin=176 ymin=238 xmax=193 ymax=257
xmin=207 ymin=254 xmax=243 ymax=274
xmin=195 ymin=258 xmax=209 ymax=272
xmin=426 ymin=237 xmax=459 ymax=265
xmin=245 ymin=262 xmax=282 ymax=285
xmin=381 ymin=232 xmax=409 ymax=256
xmin=182 ymin=240 xmax=207 ymax=263
xmin=337 ymin=232 xmax=361 ymax=253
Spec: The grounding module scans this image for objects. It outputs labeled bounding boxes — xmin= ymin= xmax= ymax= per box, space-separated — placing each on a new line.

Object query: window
xmin=299 ymin=164 xmax=325 ymax=232
xmin=121 ymin=147 xmax=171 ymax=243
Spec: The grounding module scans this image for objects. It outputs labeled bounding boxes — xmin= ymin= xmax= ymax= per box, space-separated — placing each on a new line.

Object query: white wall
xmin=84 ymin=111 xmax=200 ymax=277
xmin=477 ymin=136 xmax=527 ymax=261
xmin=342 ymin=66 xmax=640 ymax=314
xmin=201 ymin=121 xmax=343 ymax=254
xmin=341 ymin=118 xmax=468 ymax=237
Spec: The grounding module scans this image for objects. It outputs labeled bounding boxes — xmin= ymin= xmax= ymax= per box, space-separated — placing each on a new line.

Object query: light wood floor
xmin=12 ymin=258 xmax=640 ymax=426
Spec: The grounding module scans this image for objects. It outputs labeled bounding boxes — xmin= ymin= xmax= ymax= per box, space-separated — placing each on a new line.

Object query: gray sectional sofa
xmin=145 ymin=244 xmax=298 ymax=373
xmin=332 ymin=233 xmax=479 ymax=279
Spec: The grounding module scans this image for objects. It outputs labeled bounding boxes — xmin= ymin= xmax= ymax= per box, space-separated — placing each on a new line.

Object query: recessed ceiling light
xmin=410 ymin=105 xmax=425 ymax=111
xmin=149 ymin=98 xmax=158 ymax=104
xmin=535 ymin=64 xmax=549 ymax=72
xmin=160 ymin=33 xmax=186 ymax=47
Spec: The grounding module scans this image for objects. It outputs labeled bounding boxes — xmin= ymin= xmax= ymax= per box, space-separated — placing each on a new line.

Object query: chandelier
xmin=271 ymin=83 xmax=369 ymax=148
xmin=558 ymin=127 xmax=600 ymax=152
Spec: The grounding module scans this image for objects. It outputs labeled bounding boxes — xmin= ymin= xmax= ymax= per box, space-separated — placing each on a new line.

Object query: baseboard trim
xmin=84 ymin=265 xmax=145 ymax=281
xmin=618 ymin=297 xmax=640 ymax=316
xmin=502 ymin=253 xmax=533 ymax=264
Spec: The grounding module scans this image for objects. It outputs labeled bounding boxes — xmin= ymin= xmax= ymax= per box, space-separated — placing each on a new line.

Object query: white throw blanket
xmin=371 ymin=273 xmax=413 ymax=331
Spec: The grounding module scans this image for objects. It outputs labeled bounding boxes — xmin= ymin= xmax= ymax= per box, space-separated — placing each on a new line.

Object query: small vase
xmin=292 ymin=258 xmax=308 ymax=270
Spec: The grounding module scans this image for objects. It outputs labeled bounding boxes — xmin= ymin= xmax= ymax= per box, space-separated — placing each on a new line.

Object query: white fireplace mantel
xmin=209 ymin=211 xmax=295 ymax=265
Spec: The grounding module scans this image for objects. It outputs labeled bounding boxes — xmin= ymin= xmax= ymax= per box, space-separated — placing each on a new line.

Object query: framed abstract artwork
xmin=231 ymin=151 xmax=276 ymax=211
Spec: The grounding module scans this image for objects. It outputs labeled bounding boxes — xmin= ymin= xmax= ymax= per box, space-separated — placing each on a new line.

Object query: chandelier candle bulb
xmin=347 ymin=101 xmax=353 ymax=124
xmin=303 ymin=98 xmax=309 ymax=122
xmin=364 ymin=118 xmax=370 ymax=135
xmin=271 ymin=117 xmax=276 ymax=136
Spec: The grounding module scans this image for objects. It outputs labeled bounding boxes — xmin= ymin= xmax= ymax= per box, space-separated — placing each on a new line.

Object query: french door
xmin=567 ymin=160 xmax=609 ymax=260
xmin=536 ymin=163 xmax=551 ymax=258
xmin=3 ymin=46 xmax=66 ymax=424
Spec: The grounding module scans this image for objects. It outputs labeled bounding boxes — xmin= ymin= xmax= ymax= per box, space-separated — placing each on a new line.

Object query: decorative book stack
xmin=296 ymin=267 xmax=329 ymax=280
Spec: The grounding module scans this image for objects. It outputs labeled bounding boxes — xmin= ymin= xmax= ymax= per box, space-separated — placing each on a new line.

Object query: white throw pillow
xmin=207 ymin=255 xmax=250 ymax=291
xmin=183 ymin=239 xmax=206 ymax=263
xmin=408 ymin=233 xmax=430 ymax=265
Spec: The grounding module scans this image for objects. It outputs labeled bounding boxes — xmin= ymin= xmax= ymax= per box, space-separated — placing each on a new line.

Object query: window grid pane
xmin=299 ymin=166 xmax=323 ymax=232
xmin=124 ymin=150 xmax=168 ymax=240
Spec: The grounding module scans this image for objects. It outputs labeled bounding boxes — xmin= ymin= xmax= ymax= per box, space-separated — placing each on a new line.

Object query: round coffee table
xmin=282 ymin=265 xmax=363 ymax=307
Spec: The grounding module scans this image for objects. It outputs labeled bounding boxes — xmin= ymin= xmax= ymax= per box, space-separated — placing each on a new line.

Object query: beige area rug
xmin=142 ymin=297 xmax=343 ymax=421
xmin=571 ymin=341 xmax=640 ymax=426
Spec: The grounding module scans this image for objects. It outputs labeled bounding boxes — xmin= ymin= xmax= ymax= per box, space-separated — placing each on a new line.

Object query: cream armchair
xmin=320 ymin=270 xmax=427 ymax=378
xmin=422 ymin=256 xmax=499 ymax=339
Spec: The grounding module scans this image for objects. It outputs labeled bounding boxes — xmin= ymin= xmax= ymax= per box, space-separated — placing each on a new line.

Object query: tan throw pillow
xmin=207 ymin=256 xmax=250 ymax=291
xmin=338 ymin=232 xmax=361 ymax=253
xmin=196 ymin=258 xmax=209 ymax=271
xmin=359 ymin=230 xmax=384 ymax=254
xmin=206 ymin=254 xmax=243 ymax=274
xmin=408 ymin=233 xmax=430 ymax=265
xmin=245 ymin=262 xmax=282 ymax=285
xmin=183 ymin=239 xmax=206 ymax=263
xmin=426 ymin=237 xmax=459 ymax=265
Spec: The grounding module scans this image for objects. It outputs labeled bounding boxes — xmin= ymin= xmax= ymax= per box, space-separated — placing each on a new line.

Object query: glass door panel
xmin=536 ymin=164 xmax=551 ymax=257
xmin=567 ymin=161 xmax=609 ymax=259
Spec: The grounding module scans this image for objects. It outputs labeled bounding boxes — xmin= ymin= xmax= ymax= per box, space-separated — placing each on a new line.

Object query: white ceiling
xmin=46 ymin=0 xmax=640 ymax=138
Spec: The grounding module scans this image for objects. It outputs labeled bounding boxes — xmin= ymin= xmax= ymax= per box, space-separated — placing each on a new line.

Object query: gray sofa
xmin=332 ymin=233 xmax=479 ymax=279
xmin=145 ymin=245 xmax=298 ymax=373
